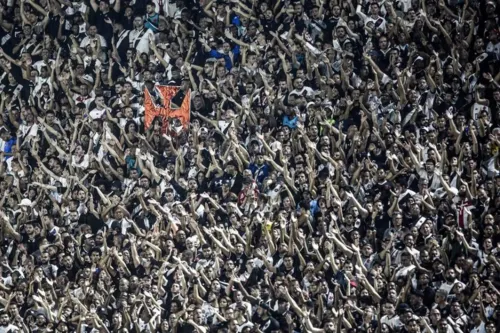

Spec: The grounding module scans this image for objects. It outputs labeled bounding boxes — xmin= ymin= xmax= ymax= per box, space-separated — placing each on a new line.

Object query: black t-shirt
xmin=21 ymin=233 xmax=42 ymax=255
xmin=418 ymin=286 xmax=436 ymax=308
xmin=252 ymin=315 xmax=281 ymax=333
xmin=260 ymin=18 xmax=278 ymax=34
xmin=47 ymin=13 xmax=62 ymax=38
xmin=373 ymin=212 xmax=391 ymax=240
xmin=58 ymin=264 xmax=80 ymax=281
xmin=278 ymin=264 xmax=302 ymax=280
xmin=230 ymin=252 xmax=248 ymax=274
xmin=171 ymin=88 xmax=187 ymax=107
xmin=0 ymin=26 xmax=15 ymax=55
xmin=89 ymin=9 xmax=118 ymax=43
xmin=177 ymin=322 xmax=196 ymax=333
xmin=325 ymin=17 xmax=340 ymax=43
xmin=371 ymin=180 xmax=393 ymax=206
xmin=78 ymin=213 xmax=105 ymax=234
xmin=134 ymin=260 xmax=159 ymax=278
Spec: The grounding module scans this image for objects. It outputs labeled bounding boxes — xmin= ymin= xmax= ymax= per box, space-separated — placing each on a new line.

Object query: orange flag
xmin=144 ymin=85 xmax=191 ymax=133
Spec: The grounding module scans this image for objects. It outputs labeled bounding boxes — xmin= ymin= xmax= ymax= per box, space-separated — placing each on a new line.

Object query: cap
xmin=82 ymin=74 xmax=94 ymax=83
xmin=398 ymin=303 xmax=413 ymax=314
xmin=165 ymin=156 xmax=176 ymax=165
xmin=342 ymin=38 xmax=353 ymax=47
xmin=487 ymin=1 xmax=496 ymax=7
xmin=36 ymin=310 xmax=48 ymax=319
xmin=362 ymin=241 xmax=373 ymax=248
xmin=19 ymin=198 xmax=32 ymax=207
xmin=111 ymin=180 xmax=122 ymax=189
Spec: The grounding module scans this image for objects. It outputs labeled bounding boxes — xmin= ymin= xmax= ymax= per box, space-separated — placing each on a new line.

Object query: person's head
xmin=336 ymin=25 xmax=346 ymax=39
xmin=445 ymin=267 xmax=456 ymax=282
xmin=282 ymin=254 xmax=294 ymax=270
xmin=370 ymin=2 xmax=380 ymax=15
xmin=0 ymin=128 xmax=10 ymax=142
xmin=485 ymin=322 xmax=496 ymax=333
xmin=146 ymin=2 xmax=156 ymax=14
xmin=379 ymin=35 xmax=389 ymax=50
xmin=134 ymin=16 xmax=144 ymax=29
xmin=410 ymin=290 xmax=424 ymax=307
xmin=425 ymin=159 xmax=436 ymax=173
xmin=0 ymin=311 xmax=9 ymax=325
xmin=382 ymin=300 xmax=395 ymax=316
xmin=87 ymin=25 xmax=98 ymax=37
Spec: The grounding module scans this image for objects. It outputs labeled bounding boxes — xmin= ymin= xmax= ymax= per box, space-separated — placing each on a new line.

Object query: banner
xmin=144 ymin=85 xmax=191 ymax=134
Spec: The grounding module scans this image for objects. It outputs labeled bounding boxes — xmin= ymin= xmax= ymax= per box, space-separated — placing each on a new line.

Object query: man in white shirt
xmin=72 ymin=84 xmax=96 ymax=109
xmin=152 ymin=0 xmax=185 ymax=18
xmin=438 ymin=268 xmax=458 ymax=296
xmin=129 ymin=16 xmax=154 ymax=55
xmin=417 ymin=159 xmax=442 ymax=191
xmin=486 ymin=29 xmax=500 ymax=59
xmin=0 ymin=311 xmax=19 ymax=332
xmin=381 ymin=301 xmax=403 ymax=331
xmin=79 ymin=25 xmax=108 ymax=49
xmin=356 ymin=2 xmax=387 ymax=32
xmin=88 ymin=96 xmax=107 ymax=120
xmin=32 ymin=49 xmax=55 ymax=74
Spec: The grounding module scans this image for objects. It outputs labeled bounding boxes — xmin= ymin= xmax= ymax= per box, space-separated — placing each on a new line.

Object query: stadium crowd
xmin=0 ymin=0 xmax=499 ymax=332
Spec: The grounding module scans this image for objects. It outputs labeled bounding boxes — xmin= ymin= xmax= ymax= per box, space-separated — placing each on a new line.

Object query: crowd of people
xmin=0 ymin=0 xmax=499 ymax=332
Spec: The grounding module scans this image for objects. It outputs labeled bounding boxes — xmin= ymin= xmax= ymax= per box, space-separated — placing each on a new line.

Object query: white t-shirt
xmin=32 ymin=60 xmax=55 ymax=73
xmin=396 ymin=0 xmax=413 ymax=12
xmin=470 ymin=322 xmax=486 ymax=333
xmin=439 ymin=280 xmax=458 ymax=295
xmin=71 ymin=154 xmax=90 ymax=169
xmin=395 ymin=264 xmax=416 ymax=279
xmin=381 ymin=315 xmax=403 ymax=331
xmin=486 ymin=41 xmax=500 ymax=58
xmin=73 ymin=91 xmax=96 ymax=109
xmin=79 ymin=35 xmax=108 ymax=48
xmin=290 ymin=86 xmax=315 ymax=97
xmin=129 ymin=28 xmax=155 ymax=55
xmin=49 ymin=175 xmax=68 ymax=188
xmin=0 ymin=324 xmax=20 ymax=332
xmin=89 ymin=107 xmax=106 ymax=120
xmin=19 ymin=123 xmax=39 ymax=139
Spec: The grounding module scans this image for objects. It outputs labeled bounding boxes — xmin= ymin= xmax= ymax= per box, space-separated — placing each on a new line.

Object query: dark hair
xmin=90 ymin=248 xmax=102 ymax=256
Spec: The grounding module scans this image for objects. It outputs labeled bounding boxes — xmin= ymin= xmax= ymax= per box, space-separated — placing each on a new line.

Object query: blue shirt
xmin=282 ymin=115 xmax=298 ymax=129
xmin=145 ymin=13 xmax=160 ymax=32
xmin=3 ymin=137 xmax=16 ymax=159
xmin=309 ymin=200 xmax=319 ymax=216
xmin=249 ymin=163 xmax=269 ymax=184
xmin=125 ymin=156 xmax=139 ymax=175
xmin=209 ymin=45 xmax=240 ymax=70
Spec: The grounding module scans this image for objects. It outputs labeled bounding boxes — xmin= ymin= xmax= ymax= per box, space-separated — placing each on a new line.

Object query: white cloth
xmin=129 ymin=28 xmax=155 ymax=55
xmin=0 ymin=324 xmax=20 ymax=332
xmin=79 ymin=35 xmax=108 ymax=48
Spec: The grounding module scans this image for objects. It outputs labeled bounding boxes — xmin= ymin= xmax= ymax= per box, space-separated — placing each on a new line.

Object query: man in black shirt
xmin=20 ymin=222 xmax=42 ymax=255
xmin=89 ymin=0 xmax=121 ymax=44
xmin=252 ymin=302 xmax=281 ymax=333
